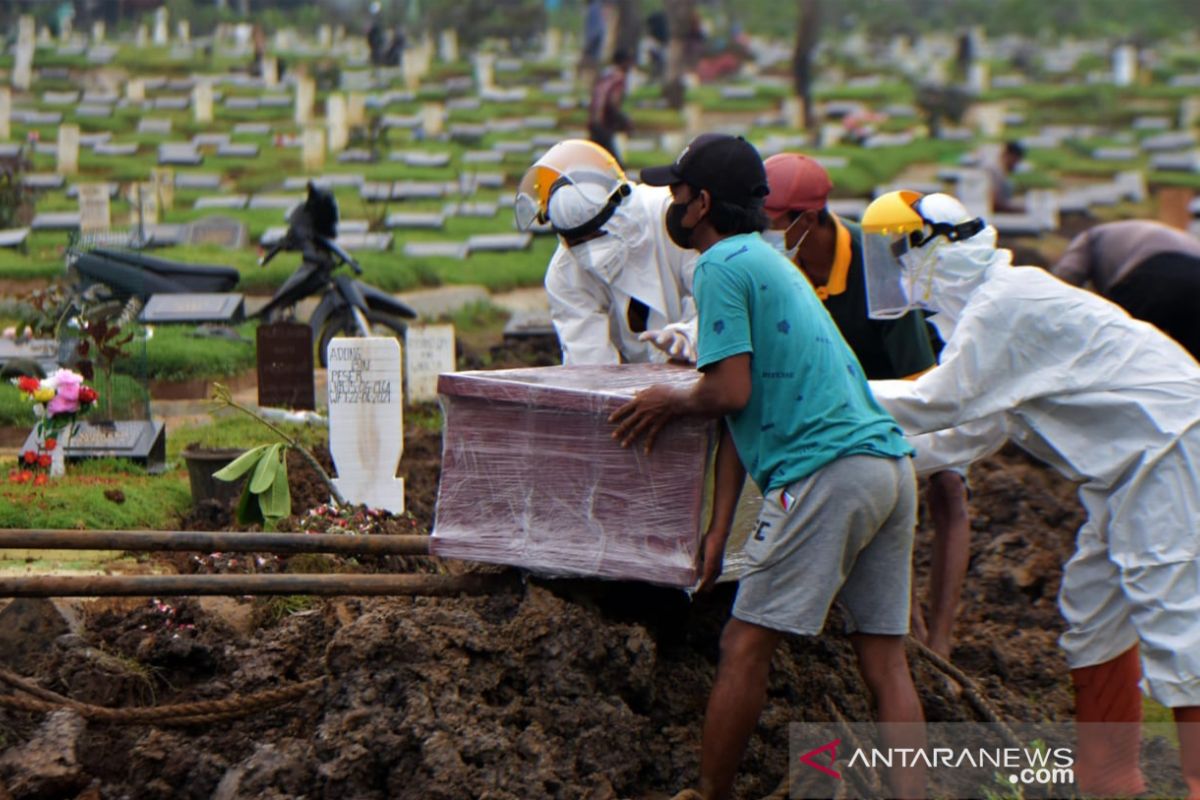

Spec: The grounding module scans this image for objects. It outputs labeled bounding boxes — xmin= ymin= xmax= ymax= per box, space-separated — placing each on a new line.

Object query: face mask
xmin=765 ymin=215 xmax=810 ymax=263
xmin=665 ymin=198 xmax=695 ymax=250
xmin=570 ymin=231 xmax=628 ymax=283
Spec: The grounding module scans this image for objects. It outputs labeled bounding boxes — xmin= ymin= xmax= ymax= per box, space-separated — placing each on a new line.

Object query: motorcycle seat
xmin=89 ymin=247 xmax=240 ymax=284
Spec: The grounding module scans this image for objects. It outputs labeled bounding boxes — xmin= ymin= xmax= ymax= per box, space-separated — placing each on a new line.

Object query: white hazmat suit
xmin=544 ymin=183 xmax=699 ymax=365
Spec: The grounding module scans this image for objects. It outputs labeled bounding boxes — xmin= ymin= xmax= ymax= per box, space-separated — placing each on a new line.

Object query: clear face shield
xmin=514 ymin=140 xmax=627 ymax=233
xmin=862 ymin=228 xmax=931 ymax=320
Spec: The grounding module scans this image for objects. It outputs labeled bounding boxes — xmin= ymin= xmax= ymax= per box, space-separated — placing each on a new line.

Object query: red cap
xmin=763 ymin=153 xmax=832 ymax=217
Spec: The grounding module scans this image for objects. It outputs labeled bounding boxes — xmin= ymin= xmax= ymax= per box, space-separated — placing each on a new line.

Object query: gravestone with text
xmin=257 ymin=322 xmax=315 ymax=410
xmin=404 ymin=324 xmax=456 ymax=404
xmin=77 ymin=183 xmax=111 ymax=233
xmin=57 ymin=125 xmax=80 ymax=176
xmin=327 ymin=337 xmax=405 ymax=513
xmin=140 ymin=293 xmax=245 ymax=324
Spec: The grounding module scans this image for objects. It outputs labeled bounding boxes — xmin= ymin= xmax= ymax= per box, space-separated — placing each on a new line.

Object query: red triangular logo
xmin=799 ymin=738 xmax=842 ymax=779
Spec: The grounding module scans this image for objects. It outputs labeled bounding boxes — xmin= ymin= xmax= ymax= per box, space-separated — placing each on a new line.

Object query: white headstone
xmin=327 ymin=337 xmax=405 ymax=514
xmin=136 ymin=24 xmax=149 ymax=48
xmin=782 ymin=97 xmax=805 ymax=130
xmin=473 ymin=53 xmax=495 ymax=91
xmin=91 ymin=20 xmax=105 ymax=43
xmin=302 ymin=127 xmax=325 ymax=171
xmin=543 ymin=28 xmax=562 ymax=61
xmin=135 ymin=182 xmax=159 ymax=225
xmin=684 ymin=103 xmax=703 ymax=138
xmin=151 ymin=167 xmax=175 ymax=211
xmin=295 ymin=75 xmax=315 ymax=125
xmin=439 ymin=29 xmax=459 ymax=63
xmin=0 ymin=89 xmax=10 ymax=141
xmin=193 ymin=81 xmax=214 ymax=124
xmin=77 ymin=183 xmax=111 ymax=233
xmin=127 ymin=79 xmax=145 ymax=103
xmin=404 ymin=324 xmax=456 ymax=404
xmin=177 ymin=20 xmax=190 ymax=44
xmin=956 ymin=168 xmax=993 ymax=219
xmin=12 ymin=16 xmax=35 ymax=91
xmin=402 ymin=50 xmax=421 ymax=92
xmin=326 ymin=93 xmax=349 ymax=152
xmin=56 ymin=124 xmax=80 ymax=176
xmin=421 ymin=102 xmax=445 ymax=136
xmin=262 ymin=56 xmax=279 ymax=87
xmin=153 ymin=7 xmax=169 ymax=46
xmin=1181 ymin=97 xmax=1200 ymax=131
xmin=318 ymin=25 xmax=333 ymax=50
xmin=967 ymin=62 xmax=989 ymax=94
xmin=1113 ymin=45 xmax=1137 ymax=87
xmin=347 ymin=91 xmax=366 ymax=127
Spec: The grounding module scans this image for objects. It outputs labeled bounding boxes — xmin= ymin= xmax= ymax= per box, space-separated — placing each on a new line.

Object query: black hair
xmin=612 ymin=48 xmax=633 ymax=66
xmin=707 ymin=196 xmax=769 ymax=235
xmin=1005 ymin=140 xmax=1025 ymax=159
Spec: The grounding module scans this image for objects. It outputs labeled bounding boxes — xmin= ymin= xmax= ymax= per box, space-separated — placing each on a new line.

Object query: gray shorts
xmin=732 ymin=454 xmax=917 ymax=637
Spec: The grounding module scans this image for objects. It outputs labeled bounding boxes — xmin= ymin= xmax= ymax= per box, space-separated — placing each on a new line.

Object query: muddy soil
xmin=2 ymin=336 xmax=1190 ymax=798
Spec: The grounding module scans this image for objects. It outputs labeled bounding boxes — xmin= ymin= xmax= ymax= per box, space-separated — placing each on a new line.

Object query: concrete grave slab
xmin=174 ymin=173 xmax=222 ymax=190
xmin=1142 ymin=132 xmax=1196 ymax=152
xmin=42 ymin=90 xmax=80 ymax=105
xmin=153 ymin=95 xmax=190 ymax=110
xmin=403 ymin=241 xmax=470 ymax=259
xmin=494 ymin=140 xmax=533 ymax=155
xmin=385 ymin=212 xmax=446 ymax=229
xmin=259 ymin=94 xmax=291 ymax=108
xmin=16 ymin=110 xmax=63 ymax=125
xmin=336 ymin=232 xmax=392 ymax=251
xmin=338 ymin=149 xmax=375 ymax=163
xmin=1151 ymin=152 xmax=1199 ymax=172
xmin=443 ymin=201 xmax=498 ymax=218
xmin=1093 ymin=147 xmax=1139 ymax=161
xmin=193 ymin=195 xmax=248 ymax=210
xmin=392 ymin=181 xmax=447 ymax=200
xmin=192 ymin=133 xmax=231 ymax=147
xmin=217 ymin=143 xmax=260 ymax=158
xmin=66 ymin=182 xmax=118 ymax=199
xmin=463 ymin=150 xmax=504 ymax=164
xmin=224 ymin=96 xmax=260 ymax=110
xmin=141 ymin=293 xmax=245 ymax=323
xmin=467 ymin=232 xmax=532 ymax=252
xmin=22 ymin=174 xmax=66 ymax=190
xmin=392 ymin=151 xmax=451 ymax=167
xmin=447 ymin=97 xmax=483 ymax=112
xmin=93 ymin=143 xmax=138 ymax=157
xmin=79 ymin=132 xmax=113 ymax=147
xmin=158 ymin=144 xmax=203 ymax=166
xmin=31 ymin=212 xmax=80 ymax=230
xmin=0 ymin=228 xmax=30 ymax=248
xmin=360 ymin=182 xmax=392 ymax=202
xmin=232 ymin=122 xmax=271 ymax=135
xmin=138 ymin=118 xmax=173 ymax=135
xmin=248 ymin=194 xmax=303 ymax=210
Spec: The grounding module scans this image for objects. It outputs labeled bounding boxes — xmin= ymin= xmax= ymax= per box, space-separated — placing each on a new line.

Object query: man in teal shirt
xmin=611 ymin=134 xmax=925 ymax=800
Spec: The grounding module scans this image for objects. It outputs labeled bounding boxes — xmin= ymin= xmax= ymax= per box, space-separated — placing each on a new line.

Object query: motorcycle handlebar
xmin=259 ymin=240 xmax=285 ymax=267
xmin=318 ymin=235 xmax=362 ymax=275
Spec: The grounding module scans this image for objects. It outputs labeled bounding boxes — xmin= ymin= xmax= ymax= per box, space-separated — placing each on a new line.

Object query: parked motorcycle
xmin=257 ymin=182 xmax=418 ymax=366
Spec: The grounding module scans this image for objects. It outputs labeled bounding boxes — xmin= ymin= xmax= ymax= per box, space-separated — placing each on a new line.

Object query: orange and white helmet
xmin=514 ymin=139 xmax=630 ymax=239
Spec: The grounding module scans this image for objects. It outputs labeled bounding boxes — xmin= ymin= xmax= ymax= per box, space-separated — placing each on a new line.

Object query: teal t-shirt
xmin=694 ymin=232 xmax=913 ymax=493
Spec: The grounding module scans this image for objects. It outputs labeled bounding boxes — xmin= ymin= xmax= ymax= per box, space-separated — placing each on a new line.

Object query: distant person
xmin=763 ymin=153 xmax=971 ymax=659
xmin=988 ymin=140 xmax=1025 ymax=212
xmin=514 ymin=139 xmax=698 ymax=366
xmin=1052 ymin=219 xmax=1200 ymax=361
xmin=588 ymin=49 xmax=634 ymax=166
xmin=645 ymin=10 xmax=668 ymax=80
xmin=580 ymin=0 xmax=606 ymax=76
xmin=366 ymin=2 xmax=385 ymax=67
xmin=384 ymin=26 xmax=406 ymax=67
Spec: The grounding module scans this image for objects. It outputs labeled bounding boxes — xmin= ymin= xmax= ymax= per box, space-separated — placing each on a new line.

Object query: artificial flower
xmin=44 ymin=438 xmax=56 ymax=451
xmin=78 ymin=386 xmax=98 ymax=404
xmin=45 ymin=369 xmax=83 ymax=416
xmin=33 ymin=474 xmax=47 ymax=487
xmin=16 ymin=375 xmax=39 ymax=394
xmin=22 ymin=450 xmax=36 ymax=465
xmin=37 ymin=454 xmax=51 ymax=469
xmin=33 ymin=386 xmax=54 ymax=403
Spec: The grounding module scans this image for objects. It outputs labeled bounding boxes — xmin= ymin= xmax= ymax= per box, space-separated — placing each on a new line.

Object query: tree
xmin=663 ymin=0 xmax=695 ymax=109
xmin=792 ymin=0 xmax=820 ymax=135
xmin=613 ymin=0 xmax=642 ymax=65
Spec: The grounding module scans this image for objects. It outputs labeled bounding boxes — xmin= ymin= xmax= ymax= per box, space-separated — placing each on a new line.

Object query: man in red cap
xmin=763 ymin=152 xmax=971 ymax=659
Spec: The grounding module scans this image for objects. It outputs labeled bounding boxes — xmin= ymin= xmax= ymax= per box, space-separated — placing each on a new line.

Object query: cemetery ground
xmin=3 ymin=18 xmax=1200 ymax=799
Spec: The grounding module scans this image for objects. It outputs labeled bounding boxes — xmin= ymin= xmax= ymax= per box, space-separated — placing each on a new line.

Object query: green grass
xmin=0 ymin=374 xmax=147 ymax=427
xmin=136 ymin=321 xmax=257 ymax=382
xmin=0 ymin=459 xmax=191 ymax=530
xmin=168 ymin=413 xmax=327 ymax=460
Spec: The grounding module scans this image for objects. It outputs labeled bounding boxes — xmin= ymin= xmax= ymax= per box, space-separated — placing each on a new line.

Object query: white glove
xmin=638 ymin=327 xmax=697 ymax=363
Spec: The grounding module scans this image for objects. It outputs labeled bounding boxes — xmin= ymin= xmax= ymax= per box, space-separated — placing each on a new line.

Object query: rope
xmin=0 ymin=666 xmax=324 ymax=726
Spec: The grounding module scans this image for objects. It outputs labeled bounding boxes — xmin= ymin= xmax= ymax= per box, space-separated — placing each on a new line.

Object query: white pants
xmin=1059 ymin=523 xmax=1200 ymax=707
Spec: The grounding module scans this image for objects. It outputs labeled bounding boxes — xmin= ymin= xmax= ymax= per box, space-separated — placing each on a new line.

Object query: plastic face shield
xmin=863 ymin=229 xmax=924 ymax=319
xmin=514 ymin=140 xmax=626 ymax=232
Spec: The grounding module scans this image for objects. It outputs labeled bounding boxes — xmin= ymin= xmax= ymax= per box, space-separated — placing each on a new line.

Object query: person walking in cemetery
xmin=1052 ymin=219 xmax=1200 ymax=361
xmin=610 ymin=134 xmax=927 ymax=800
xmin=580 ymin=0 xmax=607 ymax=77
xmin=762 ymin=152 xmax=972 ymax=659
xmin=588 ymin=49 xmax=635 ymax=166
xmin=366 ymin=2 xmax=386 ymax=67
xmin=515 ymin=139 xmax=699 ymax=365
xmin=858 ymin=188 xmax=1200 ymax=798
xmin=987 ymin=140 xmax=1025 ymax=212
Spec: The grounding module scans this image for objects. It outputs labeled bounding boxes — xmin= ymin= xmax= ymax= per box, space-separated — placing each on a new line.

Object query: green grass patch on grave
xmin=0 ymin=374 xmax=147 ymax=427
xmin=169 ymin=414 xmax=327 ymax=461
xmin=134 ymin=321 xmax=258 ymax=383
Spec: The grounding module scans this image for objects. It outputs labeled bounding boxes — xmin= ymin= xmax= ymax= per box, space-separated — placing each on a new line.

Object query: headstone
xmin=1182 ymin=97 xmax=1200 ymax=131
xmin=262 ymin=56 xmax=279 ymax=87
xmin=138 ymin=117 xmax=172 ymax=135
xmin=439 ymin=29 xmax=458 ymax=63
xmin=12 ymin=16 xmax=35 ymax=92
xmin=157 ymin=143 xmax=202 ymax=166
xmin=347 ymin=91 xmax=366 ymax=127
xmin=193 ymin=81 xmax=214 ymax=124
xmin=24 ymin=420 xmax=167 ymax=472
xmin=153 ymin=7 xmax=169 ymax=45
xmin=76 ymin=183 xmax=111 ymax=233
xmin=92 ymin=20 xmax=105 ymax=42
xmin=0 ymin=89 xmax=10 ymax=141
xmin=956 ymin=168 xmax=993 ymax=219
xmin=177 ymin=20 xmax=190 ymax=44
xmin=327 ymin=337 xmax=405 ymax=513
xmin=421 ymin=102 xmax=445 ymax=137
xmin=134 ymin=182 xmax=159 ymax=225
xmin=1112 ymin=45 xmax=1137 ymax=87
xmin=473 ymin=53 xmax=495 ymax=91
xmin=385 ymin=211 xmax=446 ymax=229
xmin=404 ymin=324 xmax=456 ymax=404
xmin=542 ymin=28 xmax=562 ymax=61
xmin=318 ymin=24 xmax=333 ymax=50
xmin=56 ymin=124 xmax=80 ymax=176
xmin=467 ymin=232 xmax=532 ymax=252
xmin=302 ymin=128 xmax=325 ymax=171
xmin=403 ymin=241 xmax=469 ymax=259
xmin=254 ymin=322 xmax=316 ymax=410
xmin=295 ymin=75 xmax=315 ymax=126
xmin=127 ymin=79 xmax=146 ymax=103
xmin=782 ymin=97 xmax=805 ymax=130
xmin=193 ymin=195 xmax=248 ymax=210
xmin=184 ymin=215 xmax=248 ymax=248
xmin=140 ymin=293 xmax=245 ymax=323
xmin=326 ymin=93 xmax=349 ymax=152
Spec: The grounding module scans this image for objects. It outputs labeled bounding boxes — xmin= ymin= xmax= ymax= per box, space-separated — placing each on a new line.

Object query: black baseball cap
xmin=640 ymin=133 xmax=769 ymax=204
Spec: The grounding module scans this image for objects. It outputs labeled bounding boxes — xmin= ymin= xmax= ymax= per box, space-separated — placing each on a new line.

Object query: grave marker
xmin=153 ymin=7 xmax=169 ymax=45
xmin=295 ymin=75 xmax=315 ymax=126
xmin=256 ymin=322 xmax=315 ymax=410
xmin=326 ymin=93 xmax=349 ymax=152
xmin=0 ymin=89 xmax=10 ymax=141
xmin=439 ymin=29 xmax=458 ymax=63
xmin=193 ymin=81 xmax=214 ymax=124
xmin=184 ymin=215 xmax=248 ymax=248
xmin=303 ymin=128 xmax=326 ymax=172
xmin=12 ymin=16 xmax=34 ymax=91
xmin=262 ymin=56 xmax=279 ymax=87
xmin=473 ymin=53 xmax=495 ymax=91
xmin=140 ymin=293 xmax=245 ymax=324
xmin=25 ymin=421 xmax=166 ymax=472
xmin=92 ymin=21 xmax=105 ymax=42
xmin=327 ymin=337 xmax=405 ymax=513
xmin=56 ymin=124 xmax=80 ymax=176
xmin=347 ymin=91 xmax=366 ymax=127
xmin=76 ymin=183 xmax=111 ymax=233
xmin=127 ymin=79 xmax=146 ymax=103
xmin=177 ymin=20 xmax=190 ymax=44
xmin=1112 ymin=45 xmax=1137 ymax=87
xmin=404 ymin=324 xmax=456 ymax=404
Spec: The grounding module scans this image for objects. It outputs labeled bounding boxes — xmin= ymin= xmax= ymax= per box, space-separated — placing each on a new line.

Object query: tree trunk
xmin=663 ymin=0 xmax=694 ymax=110
xmin=613 ymin=0 xmax=642 ymax=63
xmin=792 ymin=0 xmax=821 ymax=133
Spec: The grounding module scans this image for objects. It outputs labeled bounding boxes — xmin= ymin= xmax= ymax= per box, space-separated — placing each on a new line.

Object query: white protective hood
xmin=909 ymin=224 xmax=1008 ymax=341
xmin=872 ymin=263 xmax=1200 ymax=569
xmin=544 ymin=183 xmax=698 ymax=365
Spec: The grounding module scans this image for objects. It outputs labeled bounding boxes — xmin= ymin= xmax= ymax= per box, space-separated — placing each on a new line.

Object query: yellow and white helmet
xmin=514 ymin=139 xmax=630 ymax=239
xmin=860 ymin=190 xmax=985 ymax=319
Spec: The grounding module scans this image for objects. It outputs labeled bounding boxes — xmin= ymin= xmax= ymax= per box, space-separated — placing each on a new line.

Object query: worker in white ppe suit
xmin=859 ymin=190 xmax=1200 ymax=799
xmin=515 ymin=140 xmax=699 ymax=365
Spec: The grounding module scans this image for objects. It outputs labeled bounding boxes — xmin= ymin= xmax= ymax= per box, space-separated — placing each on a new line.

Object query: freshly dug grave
xmin=2 ymin=446 xmax=1190 ymax=798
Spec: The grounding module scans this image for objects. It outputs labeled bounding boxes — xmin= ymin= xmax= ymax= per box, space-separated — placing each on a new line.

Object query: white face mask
xmin=569 ymin=230 xmax=628 ymax=283
xmin=764 ymin=215 xmax=809 ymax=263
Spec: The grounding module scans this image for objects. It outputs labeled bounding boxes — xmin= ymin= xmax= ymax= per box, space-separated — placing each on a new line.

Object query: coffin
xmin=431 ymin=363 xmax=715 ymax=587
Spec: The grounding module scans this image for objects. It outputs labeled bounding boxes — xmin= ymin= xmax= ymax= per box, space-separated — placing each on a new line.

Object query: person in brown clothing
xmin=1052 ymin=219 xmax=1200 ymax=361
xmin=589 ymin=49 xmax=635 ymax=166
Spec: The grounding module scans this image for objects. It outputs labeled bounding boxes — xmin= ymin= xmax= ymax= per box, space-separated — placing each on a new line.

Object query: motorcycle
xmin=257 ymin=182 xmax=418 ymax=366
